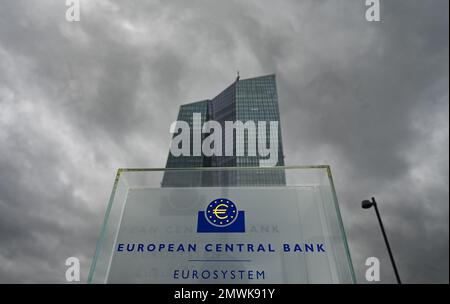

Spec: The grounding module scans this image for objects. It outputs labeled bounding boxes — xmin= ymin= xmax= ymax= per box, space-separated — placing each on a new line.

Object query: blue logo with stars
xmin=197 ymin=198 xmax=245 ymax=233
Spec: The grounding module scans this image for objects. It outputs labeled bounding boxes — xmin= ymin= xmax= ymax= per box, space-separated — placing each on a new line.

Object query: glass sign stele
xmin=88 ymin=166 xmax=356 ymax=284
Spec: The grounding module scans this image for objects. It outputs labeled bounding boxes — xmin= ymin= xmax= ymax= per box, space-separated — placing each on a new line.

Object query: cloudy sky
xmin=0 ymin=0 xmax=448 ymax=283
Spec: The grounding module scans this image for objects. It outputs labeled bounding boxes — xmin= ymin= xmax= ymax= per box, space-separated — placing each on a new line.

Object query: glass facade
xmin=161 ymin=100 xmax=209 ymax=187
xmin=162 ymin=74 xmax=285 ymax=186
xmin=234 ymin=75 xmax=285 ymax=185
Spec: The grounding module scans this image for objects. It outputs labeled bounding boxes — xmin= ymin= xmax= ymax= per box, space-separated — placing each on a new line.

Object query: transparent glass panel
xmin=88 ymin=166 xmax=356 ymax=284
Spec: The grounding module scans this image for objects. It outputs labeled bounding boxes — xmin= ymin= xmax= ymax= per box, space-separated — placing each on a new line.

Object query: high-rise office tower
xmin=162 ymin=74 xmax=285 ymax=187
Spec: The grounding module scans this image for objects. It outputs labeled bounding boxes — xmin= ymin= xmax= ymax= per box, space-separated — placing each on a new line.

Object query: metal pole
xmin=371 ymin=197 xmax=402 ymax=284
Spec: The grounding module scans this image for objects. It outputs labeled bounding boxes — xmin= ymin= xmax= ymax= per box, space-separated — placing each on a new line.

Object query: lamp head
xmin=362 ymin=200 xmax=374 ymax=209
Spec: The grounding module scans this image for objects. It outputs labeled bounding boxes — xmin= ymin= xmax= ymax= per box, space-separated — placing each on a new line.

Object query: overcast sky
xmin=0 ymin=0 xmax=448 ymax=283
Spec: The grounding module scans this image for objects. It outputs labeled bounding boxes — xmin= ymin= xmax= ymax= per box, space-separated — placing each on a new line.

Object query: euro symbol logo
xmin=198 ymin=198 xmax=245 ymax=232
xmin=204 ymin=198 xmax=238 ymax=227
xmin=213 ymin=204 xmax=229 ymax=220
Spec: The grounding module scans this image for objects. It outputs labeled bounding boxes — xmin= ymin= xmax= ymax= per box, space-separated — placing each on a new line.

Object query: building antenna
xmin=236 ymin=70 xmax=240 ymax=82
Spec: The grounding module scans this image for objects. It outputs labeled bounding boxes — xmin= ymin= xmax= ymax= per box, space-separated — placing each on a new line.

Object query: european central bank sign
xmin=97 ymin=181 xmax=355 ymax=284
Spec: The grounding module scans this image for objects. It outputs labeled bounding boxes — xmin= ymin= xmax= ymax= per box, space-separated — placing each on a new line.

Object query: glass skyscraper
xmin=162 ymin=74 xmax=285 ymax=187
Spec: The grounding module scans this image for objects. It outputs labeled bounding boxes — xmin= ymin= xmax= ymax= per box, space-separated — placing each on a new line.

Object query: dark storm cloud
xmin=0 ymin=0 xmax=447 ymax=283
xmin=0 ymin=113 xmax=99 ymax=283
xmin=271 ymin=0 xmax=449 ymax=283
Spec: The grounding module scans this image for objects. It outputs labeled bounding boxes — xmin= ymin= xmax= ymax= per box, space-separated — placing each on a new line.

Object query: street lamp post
xmin=362 ymin=197 xmax=402 ymax=284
